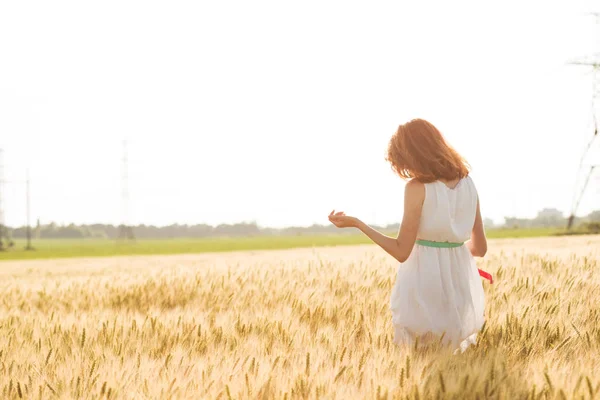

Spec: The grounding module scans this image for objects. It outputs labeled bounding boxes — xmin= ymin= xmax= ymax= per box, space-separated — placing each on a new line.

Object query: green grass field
xmin=0 ymin=227 xmax=563 ymax=261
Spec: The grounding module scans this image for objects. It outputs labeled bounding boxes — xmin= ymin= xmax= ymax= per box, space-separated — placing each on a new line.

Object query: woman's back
xmin=390 ymin=175 xmax=485 ymax=352
xmin=418 ymin=176 xmax=478 ymax=243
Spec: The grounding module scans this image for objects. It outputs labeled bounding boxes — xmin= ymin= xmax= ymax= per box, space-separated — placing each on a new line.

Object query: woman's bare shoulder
xmin=405 ymin=178 xmax=425 ymax=189
xmin=404 ymin=179 xmax=425 ymax=202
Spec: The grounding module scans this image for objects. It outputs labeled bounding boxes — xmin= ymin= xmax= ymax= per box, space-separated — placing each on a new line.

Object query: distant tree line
xmin=6 ymin=208 xmax=600 ymax=239
xmin=502 ymin=208 xmax=600 ymax=229
xmin=8 ymin=221 xmax=399 ymax=239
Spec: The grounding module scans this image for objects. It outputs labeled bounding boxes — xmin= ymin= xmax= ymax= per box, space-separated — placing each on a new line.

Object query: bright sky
xmin=1 ymin=0 xmax=600 ymax=228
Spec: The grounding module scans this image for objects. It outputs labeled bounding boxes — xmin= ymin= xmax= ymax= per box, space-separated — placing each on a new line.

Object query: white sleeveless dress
xmin=389 ymin=175 xmax=485 ymax=353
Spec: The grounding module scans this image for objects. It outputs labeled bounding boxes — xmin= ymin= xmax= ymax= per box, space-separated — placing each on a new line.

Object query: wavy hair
xmin=386 ymin=118 xmax=470 ymax=183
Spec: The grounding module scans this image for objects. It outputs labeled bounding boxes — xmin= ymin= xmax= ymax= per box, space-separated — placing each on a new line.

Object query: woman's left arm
xmin=329 ymin=179 xmax=425 ymax=263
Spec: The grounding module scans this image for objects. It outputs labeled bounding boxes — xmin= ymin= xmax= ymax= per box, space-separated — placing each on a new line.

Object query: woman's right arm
xmin=467 ymin=197 xmax=487 ymax=257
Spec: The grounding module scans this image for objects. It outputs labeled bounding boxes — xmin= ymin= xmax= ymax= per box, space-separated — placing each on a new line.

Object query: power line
xmin=0 ymin=149 xmax=35 ymax=250
xmin=0 ymin=148 xmax=6 ymax=249
xmin=567 ymin=12 xmax=600 ymax=230
xmin=25 ymin=169 xmax=33 ymax=250
xmin=118 ymin=139 xmax=135 ymax=241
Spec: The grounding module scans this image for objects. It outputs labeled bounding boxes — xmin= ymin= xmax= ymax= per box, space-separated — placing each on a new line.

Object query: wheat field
xmin=0 ymin=235 xmax=599 ymax=399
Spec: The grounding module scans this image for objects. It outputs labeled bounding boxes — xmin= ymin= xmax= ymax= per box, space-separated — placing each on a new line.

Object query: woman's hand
xmin=328 ymin=210 xmax=359 ymax=228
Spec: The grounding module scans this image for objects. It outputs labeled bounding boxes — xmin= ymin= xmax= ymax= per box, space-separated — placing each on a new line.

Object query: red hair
xmin=386 ymin=119 xmax=470 ymax=183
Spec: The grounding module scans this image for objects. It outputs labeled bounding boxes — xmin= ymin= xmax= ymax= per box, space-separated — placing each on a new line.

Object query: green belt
xmin=415 ymin=239 xmax=464 ymax=248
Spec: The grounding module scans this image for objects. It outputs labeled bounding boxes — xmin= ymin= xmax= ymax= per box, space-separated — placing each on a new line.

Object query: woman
xmin=328 ymin=118 xmax=488 ymax=353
